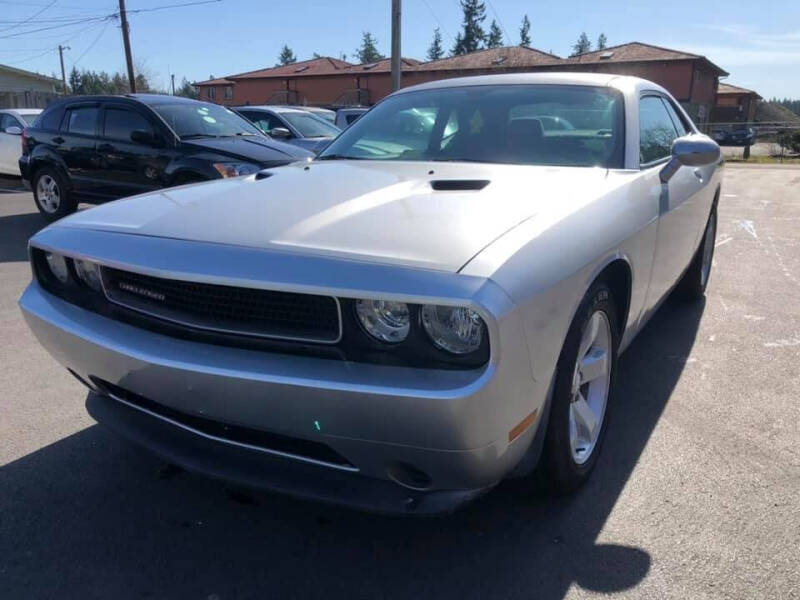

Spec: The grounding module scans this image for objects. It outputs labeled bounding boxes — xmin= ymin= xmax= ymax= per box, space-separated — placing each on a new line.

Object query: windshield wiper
xmin=181 ymin=133 xmax=218 ymax=140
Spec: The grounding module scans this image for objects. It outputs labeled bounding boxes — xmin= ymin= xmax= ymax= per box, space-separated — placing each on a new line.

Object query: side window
xmin=251 ymin=113 xmax=285 ymax=134
xmin=36 ymin=106 xmax=64 ymax=131
xmin=103 ymin=107 xmax=154 ymax=141
xmin=639 ymin=96 xmax=678 ymax=165
xmin=0 ymin=114 xmax=16 ymax=131
xmin=662 ymin=99 xmax=689 ymax=137
xmin=64 ymin=106 xmax=98 ymax=136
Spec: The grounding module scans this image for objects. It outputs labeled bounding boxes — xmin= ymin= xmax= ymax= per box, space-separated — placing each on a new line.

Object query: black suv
xmin=20 ymin=94 xmax=314 ymax=221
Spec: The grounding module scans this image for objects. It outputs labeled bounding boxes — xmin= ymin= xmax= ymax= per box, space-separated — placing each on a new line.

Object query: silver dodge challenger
xmin=20 ymin=73 xmax=722 ymax=514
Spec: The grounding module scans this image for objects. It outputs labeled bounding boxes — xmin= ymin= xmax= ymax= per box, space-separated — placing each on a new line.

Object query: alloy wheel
xmin=569 ymin=310 xmax=612 ymax=465
xmin=36 ymin=175 xmax=60 ymax=213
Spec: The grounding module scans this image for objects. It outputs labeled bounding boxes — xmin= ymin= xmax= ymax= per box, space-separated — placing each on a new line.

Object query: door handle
xmin=693 ymin=168 xmax=704 ymax=182
xmin=98 ymin=143 xmax=115 ymax=152
xmin=52 ymin=136 xmax=64 ymax=145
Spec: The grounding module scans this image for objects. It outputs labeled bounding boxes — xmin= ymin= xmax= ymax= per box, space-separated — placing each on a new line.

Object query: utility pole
xmin=171 ymin=73 xmax=175 ymax=95
xmin=57 ymin=45 xmax=69 ymax=95
xmin=118 ymin=0 xmax=136 ymax=93
xmin=390 ymin=0 xmax=401 ymax=92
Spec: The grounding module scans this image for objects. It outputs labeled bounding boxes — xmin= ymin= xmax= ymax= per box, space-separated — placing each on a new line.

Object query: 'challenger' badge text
xmin=118 ymin=282 xmax=166 ymax=302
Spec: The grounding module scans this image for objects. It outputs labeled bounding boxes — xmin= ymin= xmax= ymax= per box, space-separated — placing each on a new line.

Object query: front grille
xmin=92 ymin=378 xmax=356 ymax=470
xmin=100 ymin=267 xmax=341 ymax=343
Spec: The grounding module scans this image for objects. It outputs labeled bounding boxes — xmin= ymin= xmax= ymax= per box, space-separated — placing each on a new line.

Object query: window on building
xmin=207 ymin=87 xmax=216 ymax=100
xmin=103 ymin=107 xmax=154 ymax=141
xmin=224 ymin=86 xmax=233 ymax=100
xmin=639 ymin=96 xmax=678 ymax=165
xmin=64 ymin=106 xmax=98 ymax=136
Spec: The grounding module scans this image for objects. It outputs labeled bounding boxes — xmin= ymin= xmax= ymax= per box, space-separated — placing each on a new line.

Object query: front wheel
xmin=678 ymin=205 xmax=717 ymax=300
xmin=33 ymin=167 xmax=76 ymax=222
xmin=541 ymin=282 xmax=619 ymax=493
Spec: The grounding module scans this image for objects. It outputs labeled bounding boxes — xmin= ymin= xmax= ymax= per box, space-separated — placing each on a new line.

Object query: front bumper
xmin=20 ymin=281 xmax=547 ymax=514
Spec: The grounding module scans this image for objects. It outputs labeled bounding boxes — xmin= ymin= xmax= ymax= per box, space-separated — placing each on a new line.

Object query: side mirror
xmin=4 ymin=126 xmax=22 ymax=135
xmin=130 ymin=129 xmax=163 ymax=147
xmin=270 ymin=127 xmax=292 ymax=139
xmin=660 ymin=135 xmax=720 ymax=183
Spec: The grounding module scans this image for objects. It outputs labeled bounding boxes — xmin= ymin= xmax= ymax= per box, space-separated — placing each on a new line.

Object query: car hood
xmin=183 ymin=135 xmax=314 ymax=164
xmin=56 ymin=161 xmax=613 ymax=272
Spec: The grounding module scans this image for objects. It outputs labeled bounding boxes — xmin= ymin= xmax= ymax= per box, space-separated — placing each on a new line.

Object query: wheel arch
xmin=29 ymin=154 xmax=71 ymax=191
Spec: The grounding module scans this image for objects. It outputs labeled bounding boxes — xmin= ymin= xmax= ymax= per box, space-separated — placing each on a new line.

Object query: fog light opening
xmin=387 ymin=462 xmax=433 ymax=491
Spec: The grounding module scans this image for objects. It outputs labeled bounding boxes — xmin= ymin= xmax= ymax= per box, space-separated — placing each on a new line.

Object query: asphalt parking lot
xmin=1 ymin=167 xmax=798 ymax=599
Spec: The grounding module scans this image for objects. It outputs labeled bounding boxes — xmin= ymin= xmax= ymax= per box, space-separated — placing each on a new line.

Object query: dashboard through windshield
xmin=318 ymin=84 xmax=625 ymax=168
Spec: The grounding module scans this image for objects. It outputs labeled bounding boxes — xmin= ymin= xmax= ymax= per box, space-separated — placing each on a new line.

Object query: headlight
xmin=212 ymin=162 xmax=260 ymax=178
xmin=355 ymin=299 xmax=410 ymax=343
xmin=421 ymin=304 xmax=484 ymax=354
xmin=44 ymin=252 xmax=69 ymax=283
xmin=74 ymin=259 xmax=103 ymax=292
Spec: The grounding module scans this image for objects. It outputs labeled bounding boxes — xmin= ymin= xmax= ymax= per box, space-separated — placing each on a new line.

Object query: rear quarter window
xmin=35 ymin=106 xmax=65 ymax=131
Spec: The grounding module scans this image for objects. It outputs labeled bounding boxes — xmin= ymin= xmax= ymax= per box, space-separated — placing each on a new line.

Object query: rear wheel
xmin=541 ymin=282 xmax=619 ymax=493
xmin=678 ymin=205 xmax=717 ymax=300
xmin=33 ymin=167 xmax=76 ymax=222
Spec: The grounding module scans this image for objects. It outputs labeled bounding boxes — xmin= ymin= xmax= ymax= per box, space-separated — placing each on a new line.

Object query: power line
xmin=0 ymin=14 xmax=114 ymax=40
xmin=70 ymin=18 xmax=109 ymax=67
xmin=127 ymin=0 xmax=221 ymax=15
xmin=417 ymin=0 xmax=455 ymax=46
xmin=3 ymin=46 xmax=57 ymax=65
xmin=0 ymin=0 xmax=57 ymax=34
xmin=485 ymin=0 xmax=510 ymax=44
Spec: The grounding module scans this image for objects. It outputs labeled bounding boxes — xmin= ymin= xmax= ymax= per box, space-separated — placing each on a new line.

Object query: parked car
xmin=19 ymin=94 xmax=313 ymax=221
xmin=295 ymin=106 xmax=336 ymax=124
xmin=233 ymin=105 xmax=341 ymax=153
xmin=711 ymin=125 xmax=755 ymax=146
xmin=335 ymin=107 xmax=368 ymax=129
xmin=0 ymin=108 xmax=41 ymax=176
xmin=20 ymin=74 xmax=722 ymax=514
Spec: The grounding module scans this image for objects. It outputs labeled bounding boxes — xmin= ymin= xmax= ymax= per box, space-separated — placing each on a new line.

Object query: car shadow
xmin=0 ymin=296 xmax=705 ymax=599
xmin=0 ymin=210 xmax=46 ymax=263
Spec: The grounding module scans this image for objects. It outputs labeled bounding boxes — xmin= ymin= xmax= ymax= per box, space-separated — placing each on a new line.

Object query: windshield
xmin=319 ymin=84 xmax=624 ymax=168
xmin=282 ymin=112 xmax=341 ymax=138
xmin=152 ymin=101 xmax=262 ymax=138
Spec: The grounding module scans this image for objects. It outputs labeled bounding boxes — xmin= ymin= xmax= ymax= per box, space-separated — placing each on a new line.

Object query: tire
xmin=33 ymin=166 xmax=76 ymax=222
xmin=678 ymin=205 xmax=717 ymax=300
xmin=541 ymin=281 xmax=619 ymax=494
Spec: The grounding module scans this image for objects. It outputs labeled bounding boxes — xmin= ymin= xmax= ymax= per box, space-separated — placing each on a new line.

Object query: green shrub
xmin=777 ymin=130 xmax=800 ymax=153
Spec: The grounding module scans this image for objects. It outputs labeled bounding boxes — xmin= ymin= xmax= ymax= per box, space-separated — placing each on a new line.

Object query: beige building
xmin=0 ymin=64 xmax=60 ymax=109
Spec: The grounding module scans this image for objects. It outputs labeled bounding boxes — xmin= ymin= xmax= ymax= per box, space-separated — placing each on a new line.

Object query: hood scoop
xmin=430 ymin=179 xmax=490 ymax=192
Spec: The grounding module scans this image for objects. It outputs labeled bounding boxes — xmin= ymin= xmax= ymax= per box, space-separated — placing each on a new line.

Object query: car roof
xmin=236 ymin=105 xmax=306 ymax=114
xmin=1 ymin=108 xmax=42 ymax=114
xmin=41 ymin=94 xmax=212 ymax=108
xmin=395 ymin=72 xmax=655 ymax=95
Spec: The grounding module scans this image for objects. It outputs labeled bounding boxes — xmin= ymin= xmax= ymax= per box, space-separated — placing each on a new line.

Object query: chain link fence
xmin=700 ymin=121 xmax=800 ymax=161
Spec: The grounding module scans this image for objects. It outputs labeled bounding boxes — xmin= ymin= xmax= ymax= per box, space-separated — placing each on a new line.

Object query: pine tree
xmin=572 ymin=32 xmax=591 ymax=55
xmin=519 ymin=14 xmax=531 ymax=47
xmin=597 ymin=33 xmax=608 ymax=50
xmin=277 ymin=44 xmax=297 ymax=66
xmin=68 ymin=67 xmax=82 ymax=95
xmin=356 ymin=32 xmax=383 ymax=63
xmin=452 ymin=0 xmax=487 ymax=55
xmin=427 ymin=27 xmax=444 ymax=60
xmin=486 ymin=20 xmax=503 ymax=48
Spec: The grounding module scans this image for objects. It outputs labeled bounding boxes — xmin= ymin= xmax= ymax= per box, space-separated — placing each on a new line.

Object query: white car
xmin=20 ymin=74 xmax=722 ymax=513
xmin=0 ymin=108 xmax=41 ymax=176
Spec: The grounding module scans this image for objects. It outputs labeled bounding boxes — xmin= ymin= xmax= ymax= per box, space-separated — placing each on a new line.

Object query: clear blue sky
xmin=2 ymin=0 xmax=799 ymax=98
